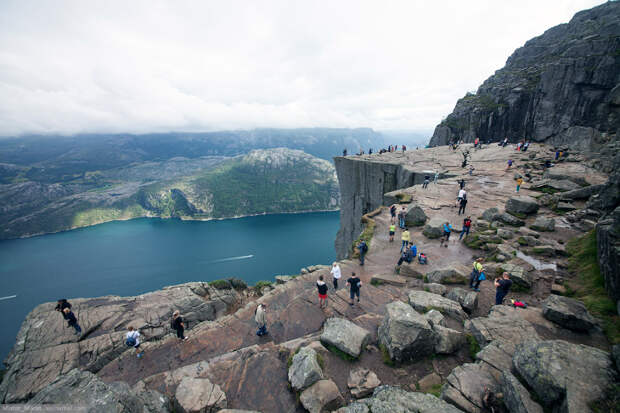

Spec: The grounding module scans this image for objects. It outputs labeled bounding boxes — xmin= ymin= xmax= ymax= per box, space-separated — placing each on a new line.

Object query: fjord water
xmin=0 ymin=211 xmax=339 ymax=362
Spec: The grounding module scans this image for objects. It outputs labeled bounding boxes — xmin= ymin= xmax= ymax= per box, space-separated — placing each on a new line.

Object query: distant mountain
xmin=0 ymin=128 xmax=382 ymax=184
xmin=429 ymin=2 xmax=619 ymax=149
xmin=0 ymin=148 xmax=339 ymax=239
xmin=379 ymin=130 xmax=432 ymax=149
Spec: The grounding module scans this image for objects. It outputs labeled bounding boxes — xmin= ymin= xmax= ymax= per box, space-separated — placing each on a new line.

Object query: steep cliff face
xmin=430 ymin=1 xmax=620 ymax=149
xmin=334 ymin=156 xmax=428 ymax=259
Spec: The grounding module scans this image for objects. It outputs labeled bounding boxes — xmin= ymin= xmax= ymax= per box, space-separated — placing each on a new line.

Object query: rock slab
xmin=378 ymin=301 xmax=435 ymax=362
xmin=288 ymin=346 xmax=323 ymax=391
xmin=175 ymin=377 xmax=227 ymax=413
xmin=541 ymin=295 xmax=597 ymax=332
xmin=300 ymin=379 xmax=344 ymax=413
xmin=321 ymin=317 xmax=370 ymax=358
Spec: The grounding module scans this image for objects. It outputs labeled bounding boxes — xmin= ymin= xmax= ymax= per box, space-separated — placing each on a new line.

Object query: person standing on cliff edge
xmin=331 ymin=262 xmax=341 ymax=289
xmin=171 ymin=310 xmax=188 ymax=341
xmin=255 ymin=304 xmax=268 ymax=336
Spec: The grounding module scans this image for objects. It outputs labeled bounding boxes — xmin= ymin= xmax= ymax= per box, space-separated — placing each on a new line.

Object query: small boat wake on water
xmin=0 ymin=295 xmax=17 ymax=301
xmin=209 ymin=255 xmax=254 ymax=264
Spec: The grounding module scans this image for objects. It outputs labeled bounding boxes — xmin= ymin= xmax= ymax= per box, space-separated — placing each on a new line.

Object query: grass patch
xmin=463 ymin=234 xmax=485 ymax=250
xmin=517 ymin=237 xmax=529 ymax=246
xmin=324 ymin=343 xmax=357 ymax=362
xmin=209 ymin=279 xmax=232 ymax=290
xmin=379 ymin=343 xmax=395 ymax=366
xmin=316 ymin=353 xmax=325 ymax=370
xmin=506 ymin=210 xmax=528 ymax=219
xmin=351 ymin=207 xmax=385 ymax=258
xmin=254 ymin=280 xmax=273 ymax=291
xmin=426 ymin=383 xmax=443 ymax=398
xmin=466 ymin=334 xmax=481 ymax=359
xmin=370 ymin=279 xmax=384 ymax=286
xmin=395 ymin=193 xmax=412 ymax=203
xmin=566 ymin=230 xmax=620 ymax=344
xmin=287 ymin=347 xmax=301 ymax=368
xmin=423 ymin=275 xmax=429 ymax=283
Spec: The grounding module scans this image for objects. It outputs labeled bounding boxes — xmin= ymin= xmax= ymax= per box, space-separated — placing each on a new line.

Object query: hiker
xmin=398 ymin=206 xmax=406 ymax=229
xmin=469 ymin=166 xmax=474 ymax=176
xmin=502 ymin=137 xmax=508 ymax=147
xmin=346 ymin=272 xmax=362 ymax=306
xmin=469 ymin=258 xmax=484 ymax=291
xmin=402 ymin=145 xmax=406 ymax=152
xmin=423 ymin=175 xmax=430 ymax=189
xmin=357 ymin=240 xmax=368 ymax=265
xmin=369 ymin=148 xmax=373 ymax=155
xmin=460 ymin=216 xmax=472 ymax=240
xmin=434 ymin=172 xmax=439 ymax=184
xmin=390 ymin=204 xmax=397 ymax=223
xmin=522 ymin=141 xmax=529 ymax=152
xmin=400 ymin=228 xmax=411 ymax=252
xmin=331 ymin=262 xmax=341 ymax=289
xmin=409 ymin=243 xmax=417 ymax=258
xmin=474 ymin=137 xmax=479 ymax=148
xmin=516 ymin=177 xmax=523 ymax=192
xmin=439 ymin=222 xmax=452 ymax=247
xmin=506 ymin=159 xmax=513 ymax=170
xmin=317 ymin=275 xmax=328 ymax=308
xmin=418 ymin=253 xmax=428 ymax=264
xmin=255 ymin=304 xmax=268 ymax=336
xmin=397 ymin=248 xmax=413 ymax=266
xmin=389 ymin=222 xmax=396 ymax=242
xmin=126 ymin=326 xmax=144 ymax=358
xmin=63 ymin=307 xmax=81 ymax=335
xmin=456 ymin=188 xmax=467 ymax=207
xmin=459 ymin=179 xmax=465 ymax=190
xmin=458 ymin=197 xmax=468 ymax=215
xmin=55 ymin=299 xmax=72 ymax=318
xmin=555 ymin=150 xmax=560 ymax=160
xmin=494 ymin=272 xmax=513 ymax=305
xmin=171 ymin=310 xmax=188 ymax=341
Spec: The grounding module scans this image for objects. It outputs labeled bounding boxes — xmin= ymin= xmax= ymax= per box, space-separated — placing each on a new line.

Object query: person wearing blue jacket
xmin=409 ymin=244 xmax=417 ymax=258
xmin=440 ymin=222 xmax=452 ymax=247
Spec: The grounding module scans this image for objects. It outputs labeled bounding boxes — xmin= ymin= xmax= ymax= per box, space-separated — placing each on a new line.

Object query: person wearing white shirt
xmin=126 ymin=326 xmax=144 ymax=358
xmin=457 ymin=189 xmax=467 ymax=207
xmin=330 ymin=262 xmax=342 ymax=290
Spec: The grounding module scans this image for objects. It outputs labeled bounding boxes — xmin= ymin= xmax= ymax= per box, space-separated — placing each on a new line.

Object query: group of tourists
xmin=468 ymin=258 xmax=513 ymax=302
xmin=342 ymin=144 xmax=408 ymax=157
xmin=313 ymin=264 xmax=363 ymax=309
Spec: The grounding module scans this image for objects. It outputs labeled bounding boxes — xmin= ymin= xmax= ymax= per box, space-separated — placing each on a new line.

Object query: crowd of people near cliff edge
xmin=54 ymin=139 xmax=560 ymax=360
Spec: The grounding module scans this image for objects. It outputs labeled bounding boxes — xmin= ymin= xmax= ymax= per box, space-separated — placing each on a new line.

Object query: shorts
xmin=318 ymin=293 xmax=327 ymax=300
xmin=350 ymin=289 xmax=360 ymax=299
xmin=389 ymin=231 xmax=395 ymax=236
xmin=457 ymin=197 xmax=463 ymax=202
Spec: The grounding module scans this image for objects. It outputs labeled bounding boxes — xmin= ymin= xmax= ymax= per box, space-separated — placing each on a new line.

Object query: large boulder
xmin=423 ymin=309 xmax=446 ymax=327
xmin=321 ymin=318 xmax=371 ymax=358
xmin=300 ymin=379 xmax=344 ymax=413
xmin=27 ymin=369 xmax=169 ymax=413
xmin=499 ymin=212 xmax=526 ymax=226
xmin=500 ymin=263 xmax=533 ymax=290
xmin=596 ymin=205 xmax=620 ymax=305
xmin=531 ymin=179 xmax=580 ymax=192
xmin=506 ymin=196 xmax=540 ymax=216
xmin=288 ymin=346 xmax=323 ymax=391
xmin=175 ymin=377 xmax=227 ymax=413
xmin=425 ymin=264 xmax=469 ymax=284
xmin=530 ymin=216 xmax=555 ymax=232
xmin=502 ymin=371 xmax=544 ymax=413
xmin=400 ymin=262 xmax=424 ymax=278
xmin=541 ymin=295 xmax=597 ymax=332
xmin=465 ymin=306 xmax=539 ymax=346
xmin=433 ymin=325 xmax=465 ymax=355
xmin=441 ymin=363 xmax=499 ymax=413
xmin=446 ymin=288 xmax=478 ymax=313
xmin=482 ymin=207 xmax=501 ymax=222
xmin=423 ymin=217 xmax=448 ymax=239
xmin=405 ymin=203 xmax=428 ymax=227
xmin=378 ymin=301 xmax=435 ymax=362
xmin=408 ymin=290 xmax=467 ymax=321
xmin=350 ymin=386 xmax=464 ymax=413
xmin=424 ymin=283 xmax=447 ymax=296
xmin=347 ymin=368 xmax=381 ymax=399
xmin=513 ymin=340 xmax=616 ymax=412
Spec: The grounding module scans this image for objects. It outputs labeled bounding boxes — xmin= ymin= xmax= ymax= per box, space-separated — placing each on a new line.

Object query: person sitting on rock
xmin=494 ymin=272 xmax=513 ymax=305
xmin=439 ymin=222 xmax=452 ymax=247
xmin=63 ymin=307 xmax=81 ymax=336
xmin=418 ymin=253 xmax=428 ymax=264
xmin=409 ymin=243 xmax=417 ymax=258
xmin=125 ymin=326 xmax=143 ymax=358
xmin=255 ymin=304 xmax=268 ymax=336
xmin=396 ymin=248 xmax=413 ymax=267
xmin=317 ymin=275 xmax=328 ymax=308
xmin=171 ymin=310 xmax=188 ymax=341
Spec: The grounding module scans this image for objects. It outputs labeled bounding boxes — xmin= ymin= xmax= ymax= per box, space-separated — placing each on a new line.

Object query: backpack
xmin=478 ymin=272 xmax=486 ymax=281
xmin=170 ymin=318 xmax=176 ymax=329
xmin=125 ymin=336 xmax=137 ymax=347
xmin=361 ymin=243 xmax=368 ymax=253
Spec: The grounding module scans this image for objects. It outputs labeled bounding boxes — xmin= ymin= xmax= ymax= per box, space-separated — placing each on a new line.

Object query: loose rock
xmin=446 ymin=287 xmax=478 ymax=313
xmin=378 ymin=301 xmax=435 ymax=362
xmin=433 ymin=325 xmax=465 ymax=354
xmin=408 ymin=290 xmax=468 ymax=321
xmin=506 ymin=196 xmax=540 ymax=216
xmin=288 ymin=346 xmax=323 ymax=391
xmin=300 ymin=379 xmax=344 ymax=413
xmin=541 ymin=295 xmax=597 ymax=332
xmin=530 ymin=216 xmax=555 ymax=232
xmin=321 ymin=318 xmax=371 ymax=358
xmin=423 ymin=283 xmax=447 ymax=296
xmin=347 ymin=368 xmax=381 ymax=399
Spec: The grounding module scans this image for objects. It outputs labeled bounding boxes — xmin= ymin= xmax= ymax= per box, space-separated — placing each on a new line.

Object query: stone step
xmin=371 ymin=274 xmax=407 ymax=287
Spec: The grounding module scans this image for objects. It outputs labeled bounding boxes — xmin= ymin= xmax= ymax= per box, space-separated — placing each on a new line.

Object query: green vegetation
xmin=426 ymin=383 xmax=443 ymax=398
xmin=506 ymin=210 xmax=528 ymax=219
xmin=590 ymin=384 xmax=620 ymax=413
xmin=324 ymin=343 xmax=357 ymax=362
xmin=379 ymin=343 xmax=394 ymax=366
xmin=209 ymin=279 xmax=232 ymax=290
xmin=351 ymin=207 xmax=384 ymax=258
xmin=287 ymin=347 xmax=301 ymax=368
xmin=254 ymin=280 xmax=273 ymax=290
xmin=466 ymin=334 xmax=481 ymax=359
xmin=316 ymin=353 xmax=325 ymax=370
xmin=463 ymin=234 xmax=485 ymax=250
xmin=395 ymin=193 xmax=412 ymax=204
xmin=370 ymin=279 xmax=384 ymax=286
xmin=566 ymin=231 xmax=619 ymax=344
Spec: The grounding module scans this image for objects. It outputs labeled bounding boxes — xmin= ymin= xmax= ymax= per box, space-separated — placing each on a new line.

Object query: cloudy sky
xmin=0 ymin=0 xmax=605 ymax=136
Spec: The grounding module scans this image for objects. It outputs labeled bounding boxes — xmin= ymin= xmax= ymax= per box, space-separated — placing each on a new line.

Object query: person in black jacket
xmin=62 ymin=307 xmax=81 ymax=335
xmin=55 ymin=299 xmax=72 ymax=319
xmin=317 ymin=275 xmax=328 ymax=308
xmin=172 ymin=310 xmax=188 ymax=341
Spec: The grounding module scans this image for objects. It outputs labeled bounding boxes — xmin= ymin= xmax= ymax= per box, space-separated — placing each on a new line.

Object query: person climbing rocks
xmin=423 ymin=175 xmax=430 ymax=189
xmin=506 ymin=159 xmax=513 ymax=170
xmin=317 ymin=275 xmax=328 ymax=308
xmin=400 ymin=228 xmax=411 ymax=252
xmin=458 ymin=197 xmax=468 ymax=215
xmin=439 ymin=222 xmax=452 ymax=247
xmin=330 ymin=262 xmax=341 ymax=289
xmin=516 ymin=177 xmax=523 ymax=192
xmin=397 ymin=248 xmax=413 ymax=266
xmin=470 ymin=258 xmax=484 ymax=291
xmin=494 ymin=272 xmax=513 ymax=305
xmin=255 ymin=303 xmax=268 ymax=336
xmin=62 ymin=307 xmax=81 ymax=336
xmin=456 ymin=188 xmax=467 ymax=207
xmin=458 ymin=179 xmax=465 ymax=190
xmin=346 ymin=272 xmax=362 ymax=306
xmin=126 ymin=326 xmax=144 ymax=358
xmin=55 ymin=299 xmax=72 ymax=319
xmin=389 ymin=222 xmax=396 ymax=242
xmin=460 ymin=216 xmax=472 ymax=240
xmin=171 ymin=310 xmax=188 ymax=341
xmin=390 ymin=204 xmax=397 ymax=223
xmin=398 ymin=206 xmax=406 ymax=229
xmin=357 ymin=240 xmax=368 ymax=265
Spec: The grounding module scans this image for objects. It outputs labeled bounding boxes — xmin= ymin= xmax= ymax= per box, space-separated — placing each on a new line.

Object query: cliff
xmin=429 ymin=1 xmax=620 ymax=149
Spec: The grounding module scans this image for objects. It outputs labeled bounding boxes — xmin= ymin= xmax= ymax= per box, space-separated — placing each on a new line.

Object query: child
xmin=418 ymin=253 xmax=428 ymax=265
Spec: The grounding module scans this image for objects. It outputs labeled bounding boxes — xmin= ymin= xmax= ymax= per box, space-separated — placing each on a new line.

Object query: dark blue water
xmin=0 ymin=211 xmax=339 ymax=363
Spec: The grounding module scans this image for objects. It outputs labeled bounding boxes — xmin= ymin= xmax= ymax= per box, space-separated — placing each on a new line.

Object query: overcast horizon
xmin=0 ymin=0 xmax=606 ymax=137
